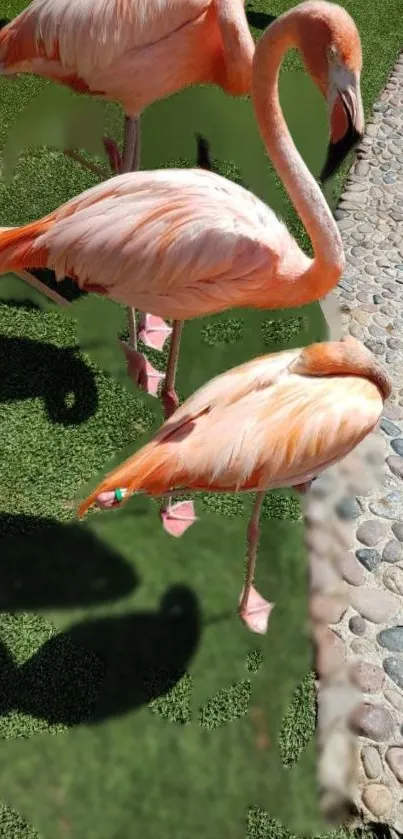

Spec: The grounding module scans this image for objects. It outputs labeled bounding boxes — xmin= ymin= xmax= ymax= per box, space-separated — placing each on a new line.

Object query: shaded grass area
xmin=0 ymin=0 xmax=400 ymax=836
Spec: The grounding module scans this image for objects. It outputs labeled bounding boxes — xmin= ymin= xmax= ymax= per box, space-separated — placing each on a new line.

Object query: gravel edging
xmin=305 ymin=52 xmax=403 ymax=832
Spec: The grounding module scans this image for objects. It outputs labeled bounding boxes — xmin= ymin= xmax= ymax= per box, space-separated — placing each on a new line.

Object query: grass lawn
xmin=0 ymin=0 xmax=401 ymax=837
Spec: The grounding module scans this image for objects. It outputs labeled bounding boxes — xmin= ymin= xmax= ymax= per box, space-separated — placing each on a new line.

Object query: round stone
xmin=349 ymin=660 xmax=385 ymax=693
xmin=392 ymin=522 xmax=403 ymax=541
xmin=349 ymin=588 xmax=399 ymax=624
xmin=349 ymin=322 xmax=366 ymax=340
xmin=350 ymin=703 xmax=394 ymax=741
xmin=377 ymin=626 xmax=403 ymax=652
xmin=382 ymin=539 xmax=403 ymax=563
xmin=362 ymin=784 xmax=392 ymax=818
xmin=383 ymin=657 xmax=403 ymax=689
xmin=349 ymin=615 xmax=366 ymax=636
xmin=335 ymin=497 xmax=361 ymax=520
xmin=353 ymin=309 xmax=371 ymax=324
xmin=364 ymin=339 xmax=385 ymax=355
xmin=351 ymin=639 xmax=372 ymax=655
xmin=381 ymin=418 xmax=402 ymax=436
xmin=387 ymin=337 xmax=403 ymax=350
xmin=386 ymin=350 xmax=403 ymax=363
xmin=336 ymin=552 xmax=365 ymax=586
xmin=369 ymin=324 xmax=386 ymax=338
xmin=356 ymin=548 xmax=381 ymax=572
xmin=361 ymin=746 xmax=383 ymax=779
xmin=309 ymin=594 xmax=347 ymax=624
xmin=385 ymin=747 xmax=403 ymax=782
xmin=383 ymin=566 xmax=403 ymax=595
xmin=356 ymin=520 xmax=386 ymax=546
xmin=361 ymin=304 xmax=379 ymax=313
xmin=381 ymin=303 xmax=396 ymax=316
xmin=369 ymin=492 xmax=403 ymax=520
xmin=391 ymin=438 xmax=403 ymax=456
xmin=384 ymin=405 xmax=403 ymax=421
xmin=384 ymin=688 xmax=403 ymax=712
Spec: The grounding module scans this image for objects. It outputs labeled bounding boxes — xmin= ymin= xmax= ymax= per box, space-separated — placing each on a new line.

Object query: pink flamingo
xmin=77 ymin=336 xmax=391 ymax=634
xmin=0 ymin=0 xmax=255 ymax=357
xmin=0 ymin=1 xmax=364 ymax=412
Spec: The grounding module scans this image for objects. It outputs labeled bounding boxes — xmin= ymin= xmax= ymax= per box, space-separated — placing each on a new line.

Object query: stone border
xmin=306 ymin=52 xmax=403 ymax=832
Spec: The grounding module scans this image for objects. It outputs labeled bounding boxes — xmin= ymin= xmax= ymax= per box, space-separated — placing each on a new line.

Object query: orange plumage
xmin=77 ymin=337 xmax=391 ymax=518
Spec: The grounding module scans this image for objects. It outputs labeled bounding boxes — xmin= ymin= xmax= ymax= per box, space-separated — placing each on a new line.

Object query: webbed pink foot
xmin=103 ymin=136 xmax=122 ymax=174
xmin=138 ymin=313 xmax=172 ymax=351
xmin=119 ymin=341 xmax=164 ymax=396
xmin=238 ymin=585 xmax=275 ymax=635
xmin=160 ymin=500 xmax=197 ymax=537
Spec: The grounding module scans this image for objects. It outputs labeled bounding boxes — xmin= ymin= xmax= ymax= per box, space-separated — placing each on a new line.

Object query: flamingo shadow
xmin=0 ymin=512 xmax=201 ymax=728
xmin=0 ymin=333 xmax=98 ymax=425
xmin=0 ymin=592 xmax=200 ymax=727
xmin=0 ymin=512 xmax=137 ymax=610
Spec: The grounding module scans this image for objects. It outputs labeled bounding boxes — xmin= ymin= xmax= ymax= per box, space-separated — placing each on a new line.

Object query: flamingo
xmin=0 ymin=3 xmax=364 ymax=415
xmin=0 ymin=0 xmax=255 ymax=356
xmin=77 ymin=336 xmax=391 ymax=634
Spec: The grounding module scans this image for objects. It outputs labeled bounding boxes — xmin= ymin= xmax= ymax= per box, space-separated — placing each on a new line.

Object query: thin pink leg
xmin=158 ymin=320 xmax=194 ymax=533
xmin=118 ymin=116 xmax=171 ymax=363
xmin=238 ymin=491 xmax=274 ymax=635
xmin=103 ymin=136 xmax=122 ymax=174
xmin=161 ymin=320 xmax=183 ymax=420
xmin=15 ymin=269 xmax=70 ymax=307
xmin=119 ymin=339 xmax=164 ymax=396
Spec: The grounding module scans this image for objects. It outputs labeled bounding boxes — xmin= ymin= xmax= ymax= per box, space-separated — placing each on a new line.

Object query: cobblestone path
xmin=305 ymin=52 xmax=403 ymax=834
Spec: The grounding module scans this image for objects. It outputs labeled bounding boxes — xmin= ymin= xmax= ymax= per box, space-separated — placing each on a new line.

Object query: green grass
xmin=0 ymin=0 xmax=400 ymax=836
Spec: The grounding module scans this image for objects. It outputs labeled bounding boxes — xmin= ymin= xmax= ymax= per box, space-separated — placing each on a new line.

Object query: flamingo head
xmin=294 ymin=2 xmax=364 ymax=182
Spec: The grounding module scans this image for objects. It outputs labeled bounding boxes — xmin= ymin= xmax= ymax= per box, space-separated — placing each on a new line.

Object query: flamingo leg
xmin=14 ymin=269 xmax=71 ymax=308
xmin=161 ymin=320 xmax=183 ymax=420
xmin=158 ymin=320 xmax=195 ymax=534
xmin=118 ymin=115 xmax=171 ymax=394
xmin=238 ymin=491 xmax=274 ymax=635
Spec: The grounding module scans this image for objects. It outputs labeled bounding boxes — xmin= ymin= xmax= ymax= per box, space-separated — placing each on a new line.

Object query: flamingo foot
xmin=119 ymin=341 xmax=164 ymax=396
xmin=103 ymin=136 xmax=122 ymax=174
xmin=160 ymin=500 xmax=197 ymax=537
xmin=95 ymin=488 xmax=128 ymax=510
xmin=238 ymin=585 xmax=275 ymax=635
xmin=138 ymin=313 xmax=172 ymax=351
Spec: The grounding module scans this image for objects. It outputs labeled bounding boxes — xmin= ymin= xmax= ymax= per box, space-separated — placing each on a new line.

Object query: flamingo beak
xmin=320 ymin=72 xmax=364 ymax=183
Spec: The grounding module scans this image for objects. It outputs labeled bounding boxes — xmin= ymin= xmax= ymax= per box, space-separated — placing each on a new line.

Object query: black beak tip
xmin=319 ymin=128 xmax=364 ymax=185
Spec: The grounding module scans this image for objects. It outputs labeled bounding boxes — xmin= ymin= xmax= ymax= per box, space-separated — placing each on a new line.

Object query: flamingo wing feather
xmin=77 ymin=347 xmax=384 ymax=516
xmin=6 ymin=170 xmax=284 ymax=317
xmin=0 ymin=0 xmax=210 ymax=74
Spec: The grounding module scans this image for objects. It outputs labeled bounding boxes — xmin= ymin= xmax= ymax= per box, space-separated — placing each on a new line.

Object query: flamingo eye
xmin=327 ymin=44 xmax=338 ymax=62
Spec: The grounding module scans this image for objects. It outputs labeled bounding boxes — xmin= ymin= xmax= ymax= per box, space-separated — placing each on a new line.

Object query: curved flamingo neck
xmin=252 ymin=12 xmax=345 ymax=296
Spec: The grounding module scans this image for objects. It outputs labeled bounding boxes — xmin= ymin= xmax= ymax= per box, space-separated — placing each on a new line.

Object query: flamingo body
xmin=77 ymin=336 xmax=391 ymax=634
xmin=0 ymin=0 xmax=254 ymax=112
xmin=78 ymin=337 xmax=391 ymax=515
xmin=0 ymin=167 xmax=321 ymax=318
